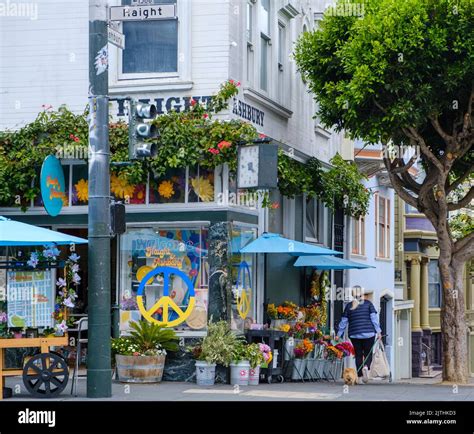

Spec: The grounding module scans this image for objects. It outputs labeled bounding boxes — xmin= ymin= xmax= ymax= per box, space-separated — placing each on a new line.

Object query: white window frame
xmin=246 ymin=1 xmax=255 ymax=85
xmin=258 ymin=0 xmax=272 ymax=95
xmin=351 ymin=215 xmax=365 ymax=256
xmin=109 ymin=0 xmax=192 ymax=89
xmin=304 ymin=196 xmax=324 ymax=244
xmin=277 ymin=17 xmax=289 ymax=106
xmin=375 ymin=193 xmax=390 ymax=259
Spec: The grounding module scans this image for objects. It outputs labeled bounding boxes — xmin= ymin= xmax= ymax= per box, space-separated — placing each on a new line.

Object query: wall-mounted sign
xmin=137 ymin=266 xmax=195 ymax=327
xmin=232 ymin=98 xmax=265 ymax=127
xmin=40 ymin=155 xmax=66 ymax=217
xmin=109 ymin=4 xmax=176 ymax=21
xmin=236 ymin=261 xmax=252 ymax=319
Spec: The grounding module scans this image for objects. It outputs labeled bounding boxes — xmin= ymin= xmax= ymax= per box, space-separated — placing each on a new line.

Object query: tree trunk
xmin=438 ymin=250 xmax=469 ymax=383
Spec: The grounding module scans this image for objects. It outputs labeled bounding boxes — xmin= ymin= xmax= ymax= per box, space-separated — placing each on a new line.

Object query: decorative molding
xmin=243 ymin=87 xmax=293 ymax=118
xmin=280 ymin=1 xmax=300 ymax=19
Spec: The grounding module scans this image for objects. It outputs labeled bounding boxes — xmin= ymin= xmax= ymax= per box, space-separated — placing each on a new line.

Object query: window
xmin=277 ymin=21 xmax=286 ymax=102
xmin=352 ymin=216 xmax=365 ymax=255
xmin=119 ymin=225 xmax=209 ymax=333
xmin=375 ymin=194 xmax=390 ymax=258
xmin=428 ymin=259 xmax=442 ymax=308
xmin=246 ymin=2 xmax=254 ymax=83
xmin=305 ymin=197 xmax=324 ymax=243
xmin=259 ymin=0 xmax=271 ymax=92
xmin=121 ymin=0 xmax=177 ymax=76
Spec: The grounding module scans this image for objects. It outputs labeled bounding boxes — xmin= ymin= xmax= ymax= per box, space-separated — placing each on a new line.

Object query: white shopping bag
xmin=344 ymin=355 xmax=357 ymax=370
xmin=369 ymin=340 xmax=390 ymax=379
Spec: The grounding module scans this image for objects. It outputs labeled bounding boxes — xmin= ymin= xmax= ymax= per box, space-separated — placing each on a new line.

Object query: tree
xmin=295 ymin=0 xmax=473 ymax=383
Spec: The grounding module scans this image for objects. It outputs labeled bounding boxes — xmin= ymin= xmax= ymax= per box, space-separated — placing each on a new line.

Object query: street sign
xmin=109 ymin=4 xmax=176 ymax=21
xmin=108 ymin=27 xmax=125 ymax=50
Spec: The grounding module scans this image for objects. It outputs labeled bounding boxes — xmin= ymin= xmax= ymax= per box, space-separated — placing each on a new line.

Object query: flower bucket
xmin=314 ymin=359 xmax=325 ymax=380
xmin=305 ymin=358 xmax=316 ymax=380
xmin=230 ymin=360 xmax=250 ymax=386
xmin=248 ymin=366 xmax=260 ymax=386
xmin=284 ymin=339 xmax=295 ymax=361
xmin=195 ymin=361 xmax=216 ymax=386
xmin=116 ymin=354 xmax=165 ymax=383
xmin=270 ymin=319 xmax=287 ymax=329
xmin=291 ymin=358 xmax=307 ymax=381
xmin=332 ymin=359 xmax=343 ymax=380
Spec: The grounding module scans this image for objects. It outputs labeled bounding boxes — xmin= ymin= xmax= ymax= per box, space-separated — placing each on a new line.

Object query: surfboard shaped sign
xmin=40 ymin=155 xmax=66 ymax=217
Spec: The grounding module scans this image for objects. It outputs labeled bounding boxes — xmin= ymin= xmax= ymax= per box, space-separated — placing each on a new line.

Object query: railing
xmin=421 ymin=342 xmax=432 ymax=376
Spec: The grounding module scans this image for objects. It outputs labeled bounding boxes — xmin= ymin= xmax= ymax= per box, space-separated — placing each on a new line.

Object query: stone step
xmin=419 ymin=368 xmax=442 ymax=378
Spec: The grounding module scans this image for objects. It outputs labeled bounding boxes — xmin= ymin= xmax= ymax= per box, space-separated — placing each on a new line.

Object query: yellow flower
xmin=111 ymin=173 xmax=135 ymax=199
xmin=158 ymin=180 xmax=175 ymax=199
xmin=75 ymin=179 xmax=88 ymax=202
xmin=279 ymin=324 xmax=291 ymax=333
xmin=191 ymin=176 xmax=214 ymax=202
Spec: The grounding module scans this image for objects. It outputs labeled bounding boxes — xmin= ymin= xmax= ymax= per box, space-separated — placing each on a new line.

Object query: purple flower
xmin=63 ymin=297 xmax=75 ymax=308
xmin=71 ymin=264 xmax=80 ymax=273
xmin=56 ymin=278 xmax=66 ymax=288
xmin=0 ymin=312 xmax=7 ymax=323
xmin=72 ymin=273 xmax=81 ymax=285
xmin=27 ymin=252 xmax=39 ymax=268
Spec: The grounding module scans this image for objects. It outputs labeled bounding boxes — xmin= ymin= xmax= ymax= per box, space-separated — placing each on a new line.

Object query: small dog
xmin=343 ymin=368 xmax=358 ymax=386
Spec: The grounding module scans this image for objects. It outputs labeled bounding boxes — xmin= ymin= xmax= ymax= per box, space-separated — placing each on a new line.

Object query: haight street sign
xmin=109 ymin=4 xmax=176 ymax=21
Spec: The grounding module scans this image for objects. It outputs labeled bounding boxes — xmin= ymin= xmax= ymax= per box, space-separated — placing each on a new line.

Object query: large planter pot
xmin=230 ymin=360 xmax=250 ymax=386
xmin=195 ymin=361 xmax=216 ymax=386
xmin=115 ymin=354 xmax=165 ymax=383
xmin=291 ymin=358 xmax=307 ymax=381
xmin=324 ymin=359 xmax=343 ymax=381
xmin=248 ymin=366 xmax=260 ymax=386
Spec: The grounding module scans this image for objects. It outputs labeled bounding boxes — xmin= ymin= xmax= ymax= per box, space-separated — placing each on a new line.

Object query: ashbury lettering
xmin=18 ymin=409 xmax=56 ymax=428
xmin=232 ymin=98 xmax=264 ymax=127
xmin=123 ymin=6 xmax=164 ymax=19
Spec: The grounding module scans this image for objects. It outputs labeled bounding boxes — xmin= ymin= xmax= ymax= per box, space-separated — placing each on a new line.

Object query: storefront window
xmin=119 ymin=226 xmax=209 ymax=333
xmin=229 ymin=225 xmax=257 ymax=332
xmin=110 ymin=171 xmax=146 ymax=204
xmin=149 ymin=168 xmax=186 ymax=204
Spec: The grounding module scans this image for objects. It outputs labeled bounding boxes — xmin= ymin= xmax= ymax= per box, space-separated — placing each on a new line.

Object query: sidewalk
xmin=4 ymin=376 xmax=474 ymax=401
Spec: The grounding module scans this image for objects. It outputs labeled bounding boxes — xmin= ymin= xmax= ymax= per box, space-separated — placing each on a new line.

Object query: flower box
xmin=291 ymin=358 xmax=307 ymax=381
xmin=116 ymin=354 xmax=165 ymax=383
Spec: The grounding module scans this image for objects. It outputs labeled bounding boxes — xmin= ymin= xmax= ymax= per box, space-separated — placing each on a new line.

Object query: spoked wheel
xmin=23 ymin=353 xmax=69 ymax=398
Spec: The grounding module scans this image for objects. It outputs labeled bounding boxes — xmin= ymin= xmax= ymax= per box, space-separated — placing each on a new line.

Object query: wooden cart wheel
xmin=23 ymin=353 xmax=69 ymax=398
xmin=277 ymin=375 xmax=285 ymax=383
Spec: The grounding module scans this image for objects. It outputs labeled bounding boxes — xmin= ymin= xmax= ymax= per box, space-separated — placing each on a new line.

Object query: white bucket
xmin=230 ymin=360 xmax=250 ymax=386
xmin=195 ymin=361 xmax=216 ymax=386
xmin=248 ymin=366 xmax=260 ymax=385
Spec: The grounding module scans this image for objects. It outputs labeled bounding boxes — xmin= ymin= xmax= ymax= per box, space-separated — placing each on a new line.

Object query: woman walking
xmin=337 ymin=286 xmax=382 ymax=384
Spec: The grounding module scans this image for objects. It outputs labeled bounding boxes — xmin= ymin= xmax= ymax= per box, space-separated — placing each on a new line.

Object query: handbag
xmin=369 ymin=340 xmax=390 ymax=379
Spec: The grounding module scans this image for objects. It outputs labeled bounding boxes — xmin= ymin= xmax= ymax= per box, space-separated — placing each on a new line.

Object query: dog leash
xmin=356 ymin=335 xmax=386 ymax=374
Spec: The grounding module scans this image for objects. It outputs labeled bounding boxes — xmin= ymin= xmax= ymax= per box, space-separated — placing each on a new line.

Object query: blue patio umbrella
xmin=294 ymin=255 xmax=375 ymax=270
xmin=0 ymin=216 xmax=88 ymax=246
xmin=239 ymin=232 xmax=340 ymax=256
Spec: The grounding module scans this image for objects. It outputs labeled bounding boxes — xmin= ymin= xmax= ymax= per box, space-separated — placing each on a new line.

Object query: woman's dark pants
xmin=351 ymin=337 xmax=375 ymax=377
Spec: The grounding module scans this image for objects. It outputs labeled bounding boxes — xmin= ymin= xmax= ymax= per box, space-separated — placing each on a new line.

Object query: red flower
xmin=270 ymin=202 xmax=280 ymax=209
xmin=203 ymin=113 xmax=209 ymax=119
xmin=259 ymin=133 xmax=267 ymax=139
xmin=236 ymin=81 xmax=241 ymax=87
xmin=229 ymin=79 xmax=234 ymax=84
xmin=209 ymin=148 xmax=220 ymax=155
xmin=217 ymin=140 xmax=231 ymax=150
xmin=190 ymin=99 xmax=197 ymax=106
xmin=73 ymin=136 xmax=80 ymax=142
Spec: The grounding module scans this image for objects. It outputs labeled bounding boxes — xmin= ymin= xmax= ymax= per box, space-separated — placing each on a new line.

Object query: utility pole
xmin=87 ymin=0 xmax=111 ymax=398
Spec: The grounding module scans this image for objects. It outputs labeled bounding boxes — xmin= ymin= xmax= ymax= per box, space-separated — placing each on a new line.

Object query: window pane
xmin=259 ymin=0 xmax=270 ymax=35
xmin=119 ymin=226 xmax=209 ymax=333
xmin=123 ymin=18 xmax=177 ymax=74
xmin=379 ymin=224 xmax=384 ymax=256
xmin=278 ymin=24 xmax=284 ymax=65
xmin=110 ymin=172 xmax=145 ymax=204
xmin=305 ymin=198 xmax=317 ymax=240
xmin=188 ymin=166 xmax=215 ymax=203
xmin=149 ymin=168 xmax=186 ymax=204
xmin=72 ymin=165 xmax=88 ymax=206
xmin=246 ymin=3 xmax=252 ymax=42
xmin=230 ymin=225 xmax=257 ymax=332
xmin=352 ymin=218 xmax=358 ymax=253
xmin=260 ymin=36 xmax=268 ymax=91
xmin=379 ymin=198 xmax=385 ymax=223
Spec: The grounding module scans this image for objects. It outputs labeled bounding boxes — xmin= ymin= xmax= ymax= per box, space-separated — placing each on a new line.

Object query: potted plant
xmin=230 ymin=341 xmax=251 ymax=386
xmin=191 ymin=321 xmax=242 ymax=386
xmin=291 ymin=338 xmax=313 ymax=381
xmin=112 ymin=320 xmax=179 ymax=383
xmin=246 ymin=343 xmax=265 ymax=386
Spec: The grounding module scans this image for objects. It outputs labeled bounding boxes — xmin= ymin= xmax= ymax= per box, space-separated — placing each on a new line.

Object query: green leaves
xmin=128 ymin=320 xmax=179 ymax=353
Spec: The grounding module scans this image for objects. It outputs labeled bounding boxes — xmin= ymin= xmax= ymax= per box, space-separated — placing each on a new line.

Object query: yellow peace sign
xmin=136 ymin=266 xmax=196 ymax=327
xmin=237 ymin=288 xmax=251 ymax=319
xmin=235 ymin=261 xmax=252 ymax=319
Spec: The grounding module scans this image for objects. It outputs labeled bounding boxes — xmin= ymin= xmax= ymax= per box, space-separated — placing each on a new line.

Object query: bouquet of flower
xmin=325 ymin=345 xmax=344 ymax=360
xmin=258 ymin=343 xmax=273 ymax=367
xmin=294 ymin=338 xmax=314 ymax=359
xmin=335 ymin=341 xmax=355 ymax=357
xmin=267 ymin=301 xmax=298 ymax=320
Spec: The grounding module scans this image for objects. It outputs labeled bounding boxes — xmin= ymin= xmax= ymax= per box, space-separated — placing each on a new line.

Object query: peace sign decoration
xmin=236 ymin=261 xmax=252 ymax=320
xmin=136 ymin=266 xmax=196 ymax=327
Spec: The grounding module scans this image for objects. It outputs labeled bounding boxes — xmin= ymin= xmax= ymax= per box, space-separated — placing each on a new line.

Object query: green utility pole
xmin=87 ymin=0 xmax=111 ymax=398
